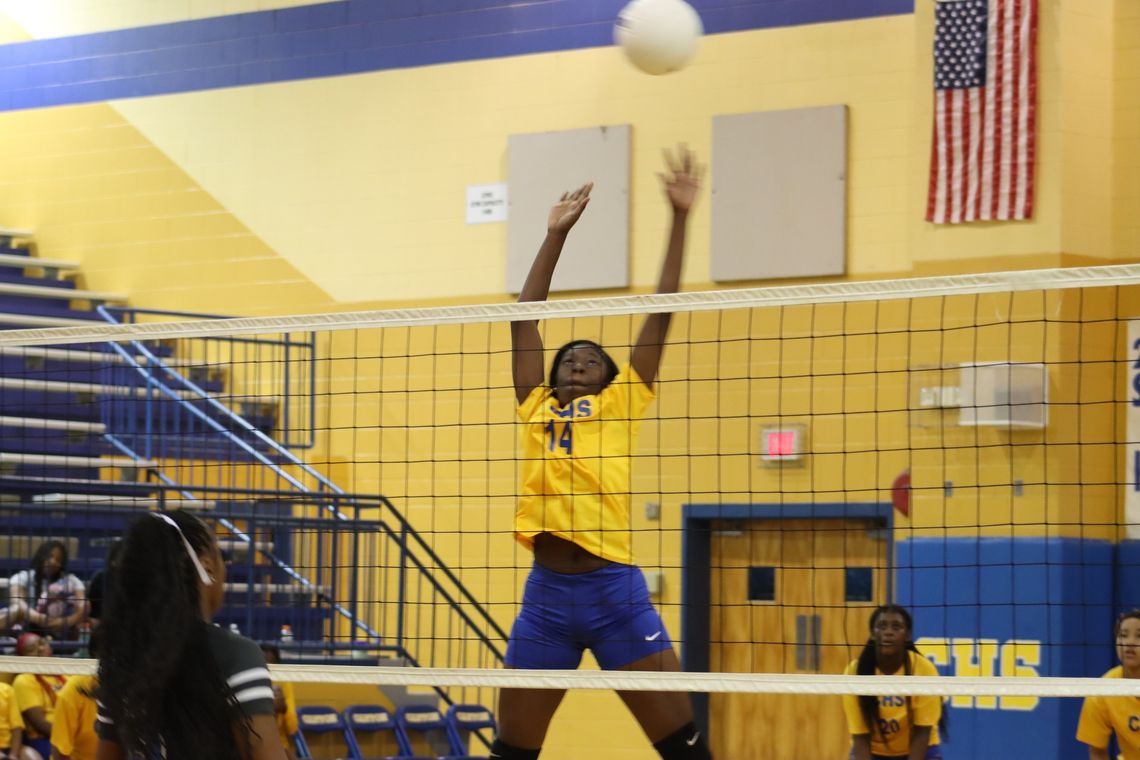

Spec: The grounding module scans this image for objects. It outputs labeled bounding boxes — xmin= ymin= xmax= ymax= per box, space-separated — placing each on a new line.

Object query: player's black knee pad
xmin=653 ymin=721 xmax=712 ymax=760
xmin=490 ymin=737 xmax=542 ymax=759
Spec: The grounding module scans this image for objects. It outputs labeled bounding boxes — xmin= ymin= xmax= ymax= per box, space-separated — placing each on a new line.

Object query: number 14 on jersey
xmin=545 ymin=420 xmax=573 ymax=455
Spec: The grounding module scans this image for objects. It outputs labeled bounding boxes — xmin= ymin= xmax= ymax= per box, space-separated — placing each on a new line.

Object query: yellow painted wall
xmin=0 ymin=3 xmax=1132 ymax=308
xmin=1114 ymin=0 xmax=1140 ymax=260
xmin=0 ymin=11 xmax=1058 ymax=314
xmin=2 ymin=2 xmax=1140 ymax=757
xmin=0 ymin=104 xmax=334 ymax=314
xmin=318 ymin=286 xmax=1131 ymax=617
xmin=307 ymin=284 xmax=1135 ymax=759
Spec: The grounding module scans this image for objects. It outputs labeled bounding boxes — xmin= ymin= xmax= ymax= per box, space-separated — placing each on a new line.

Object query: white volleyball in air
xmin=614 ymin=0 xmax=703 ymax=76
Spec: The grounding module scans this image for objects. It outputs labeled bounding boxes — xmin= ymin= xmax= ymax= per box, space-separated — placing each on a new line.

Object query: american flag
xmin=926 ymin=0 xmax=1038 ymax=224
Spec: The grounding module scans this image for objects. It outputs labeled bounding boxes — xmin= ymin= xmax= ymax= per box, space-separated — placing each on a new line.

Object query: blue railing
xmin=89 ymin=307 xmax=507 ymax=673
xmin=0 ymin=485 xmax=506 ymax=671
xmin=99 ymin=306 xmax=316 ymax=451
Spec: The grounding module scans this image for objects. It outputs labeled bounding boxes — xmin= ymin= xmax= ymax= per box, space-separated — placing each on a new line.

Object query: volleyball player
xmin=1077 ymin=609 xmax=1140 ymax=760
xmin=94 ymin=511 xmax=287 ymax=760
xmin=491 ymin=147 xmax=710 ymax=760
xmin=843 ymin=605 xmax=943 ymax=760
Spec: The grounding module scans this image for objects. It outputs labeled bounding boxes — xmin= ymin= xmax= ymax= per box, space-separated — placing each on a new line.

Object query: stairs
xmin=0 ymin=227 xmax=507 ymax=708
xmin=0 ymin=229 xmax=333 ymax=647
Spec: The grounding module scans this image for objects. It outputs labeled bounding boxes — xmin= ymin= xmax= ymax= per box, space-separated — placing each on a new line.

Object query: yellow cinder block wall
xmin=1 ymin=1 xmax=1139 ymax=758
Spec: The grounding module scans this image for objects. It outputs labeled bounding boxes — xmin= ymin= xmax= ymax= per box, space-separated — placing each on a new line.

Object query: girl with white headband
xmin=94 ymin=511 xmax=287 ymax=760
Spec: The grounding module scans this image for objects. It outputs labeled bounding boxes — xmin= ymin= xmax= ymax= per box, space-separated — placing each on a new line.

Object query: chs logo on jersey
xmin=543 ymin=398 xmax=594 ymax=455
xmin=548 ymin=398 xmax=593 ymax=419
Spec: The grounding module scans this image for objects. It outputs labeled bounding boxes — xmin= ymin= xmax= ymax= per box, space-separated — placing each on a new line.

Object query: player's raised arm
xmin=511 ymin=182 xmax=592 ymax=404
xmin=631 ymin=146 xmax=702 ymax=388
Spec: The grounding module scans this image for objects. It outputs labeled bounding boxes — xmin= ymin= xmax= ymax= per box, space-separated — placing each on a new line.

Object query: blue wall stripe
xmin=0 ymin=0 xmax=913 ymax=112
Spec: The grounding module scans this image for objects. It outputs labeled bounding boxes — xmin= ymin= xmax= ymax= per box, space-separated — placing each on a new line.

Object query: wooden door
xmin=708 ymin=518 xmax=887 ymax=760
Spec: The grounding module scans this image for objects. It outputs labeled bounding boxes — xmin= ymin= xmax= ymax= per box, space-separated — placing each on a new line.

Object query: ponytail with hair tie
xmin=96 ymin=511 xmax=248 ymax=760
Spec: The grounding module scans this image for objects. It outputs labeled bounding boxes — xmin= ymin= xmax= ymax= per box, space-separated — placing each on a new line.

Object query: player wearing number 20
xmin=843 ymin=605 xmax=943 ymax=760
xmin=492 ymin=147 xmax=712 ymax=760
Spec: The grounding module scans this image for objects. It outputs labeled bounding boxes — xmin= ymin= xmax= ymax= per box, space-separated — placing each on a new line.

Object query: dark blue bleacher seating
xmin=295 ymin=705 xmax=358 ymax=760
xmin=343 ymin=705 xmax=403 ymax=760
xmin=395 ymin=704 xmax=474 ymax=760
xmin=445 ymin=704 xmax=496 ymax=759
xmin=0 ymin=245 xmax=329 ymax=646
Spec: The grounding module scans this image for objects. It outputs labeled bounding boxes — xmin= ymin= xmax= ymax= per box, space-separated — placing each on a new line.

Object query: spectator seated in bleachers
xmin=7 ymin=542 xmax=87 ymax=639
xmin=12 ymin=633 xmax=65 ymax=760
xmin=260 ymin=645 xmax=299 ymax=760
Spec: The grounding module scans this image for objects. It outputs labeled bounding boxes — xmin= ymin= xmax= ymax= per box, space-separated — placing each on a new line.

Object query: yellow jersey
xmin=51 ymin=675 xmax=99 ymax=760
xmin=516 ymin=364 xmax=655 ymax=565
xmin=11 ymin=673 xmax=66 ymax=739
xmin=0 ymin=682 xmax=24 ymax=749
xmin=842 ymin=652 xmax=942 ymax=757
xmin=1077 ymin=666 xmax=1140 ymax=759
xmin=275 ymin=681 xmax=299 ymax=748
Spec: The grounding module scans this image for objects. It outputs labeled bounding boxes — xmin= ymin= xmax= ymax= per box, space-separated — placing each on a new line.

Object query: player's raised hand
xmin=547 ymin=182 xmax=593 ymax=234
xmin=659 ymin=145 xmax=703 ymax=213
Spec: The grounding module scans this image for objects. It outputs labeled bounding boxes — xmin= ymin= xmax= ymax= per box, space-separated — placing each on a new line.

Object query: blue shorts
xmin=505 ymin=562 xmax=673 ymax=670
xmin=27 ymin=737 xmax=52 ymax=758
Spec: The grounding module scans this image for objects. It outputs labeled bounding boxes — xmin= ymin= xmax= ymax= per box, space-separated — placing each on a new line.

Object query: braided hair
xmin=96 ymin=511 xmax=250 ymax=760
xmin=29 ymin=539 xmax=68 ymax=602
xmin=856 ymin=605 xmax=920 ymax=740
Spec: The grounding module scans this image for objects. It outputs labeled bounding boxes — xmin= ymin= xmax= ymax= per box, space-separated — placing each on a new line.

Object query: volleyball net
xmin=1 ymin=264 xmax=1139 ymax=756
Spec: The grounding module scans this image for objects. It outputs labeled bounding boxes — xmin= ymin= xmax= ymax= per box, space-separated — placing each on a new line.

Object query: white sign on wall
xmin=1127 ymin=321 xmax=1140 ymax=538
xmin=466 ymin=183 xmax=508 ymax=224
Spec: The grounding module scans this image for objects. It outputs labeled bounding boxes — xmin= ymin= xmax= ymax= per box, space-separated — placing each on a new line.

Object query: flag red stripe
xmin=926 ymin=103 xmax=941 ymax=222
xmin=943 ymin=89 xmax=954 ymax=223
xmin=1010 ymin=0 xmax=1023 ymax=218
xmin=989 ymin=0 xmax=1006 ymax=221
xmin=1023 ymin=0 xmax=1038 ymax=218
xmin=960 ymin=89 xmax=971 ymax=221
xmin=980 ymin=0 xmax=998 ymax=220
xmin=949 ymin=91 xmax=959 ymax=223
xmin=972 ymin=89 xmax=984 ymax=221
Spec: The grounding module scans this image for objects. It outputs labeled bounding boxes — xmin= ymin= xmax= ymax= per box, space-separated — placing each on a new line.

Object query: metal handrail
xmin=91 ymin=306 xmax=508 ymax=663
xmin=101 ymin=306 xmax=316 ymax=449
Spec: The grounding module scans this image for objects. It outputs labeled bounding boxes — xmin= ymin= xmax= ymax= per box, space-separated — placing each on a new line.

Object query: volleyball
xmin=614 ymin=0 xmax=703 ymax=76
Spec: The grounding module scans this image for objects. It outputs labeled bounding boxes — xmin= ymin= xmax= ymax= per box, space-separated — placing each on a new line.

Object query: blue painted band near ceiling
xmin=0 ymin=0 xmax=914 ymax=112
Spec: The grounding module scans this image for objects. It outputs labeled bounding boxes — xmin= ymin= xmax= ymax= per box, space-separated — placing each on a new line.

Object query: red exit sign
xmin=761 ymin=426 xmax=805 ymax=462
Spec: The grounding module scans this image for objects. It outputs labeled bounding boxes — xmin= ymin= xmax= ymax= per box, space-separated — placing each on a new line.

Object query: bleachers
xmin=0 ymin=231 xmax=124 ymax=326
xmin=0 ymin=231 xmax=330 ymax=644
xmin=0 ymin=229 xmax=504 ymax=728
xmin=296 ymin=704 xmax=496 ymax=760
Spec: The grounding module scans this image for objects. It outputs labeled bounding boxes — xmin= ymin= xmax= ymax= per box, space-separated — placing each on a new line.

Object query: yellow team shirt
xmin=12 ymin=673 xmax=66 ymax=739
xmin=516 ymin=364 xmax=655 ymax=565
xmin=0 ymin=682 xmax=25 ymax=749
xmin=1077 ymin=666 xmax=1140 ymax=759
xmin=51 ymin=675 xmax=98 ymax=760
xmin=842 ymin=652 xmax=942 ymax=757
xmin=275 ymin=681 xmax=299 ymax=748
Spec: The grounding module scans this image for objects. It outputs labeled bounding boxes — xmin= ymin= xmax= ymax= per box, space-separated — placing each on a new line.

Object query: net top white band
xmin=5 ymin=657 xmax=1138 ymax=697
xmin=2 ymin=263 xmax=1139 ymax=347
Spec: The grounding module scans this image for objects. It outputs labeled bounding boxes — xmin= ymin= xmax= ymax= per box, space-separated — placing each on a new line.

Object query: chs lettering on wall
xmin=916 ymin=637 xmax=1041 ymax=710
xmin=1127 ymin=321 xmax=1140 ymax=539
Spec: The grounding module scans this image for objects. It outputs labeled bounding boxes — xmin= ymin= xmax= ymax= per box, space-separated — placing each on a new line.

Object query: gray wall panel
xmin=507 ymin=125 xmax=631 ymax=294
xmin=711 ymin=105 xmax=847 ymax=282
